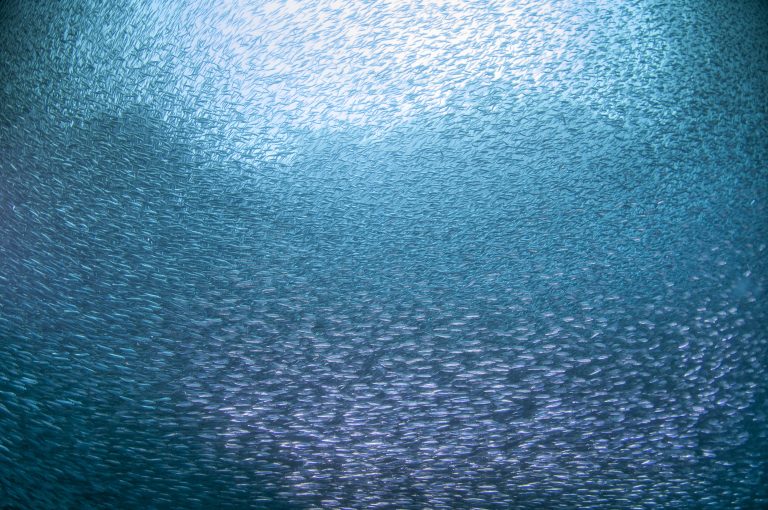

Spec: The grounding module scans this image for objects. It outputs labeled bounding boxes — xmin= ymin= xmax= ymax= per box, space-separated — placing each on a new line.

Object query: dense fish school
xmin=1 ymin=0 xmax=767 ymax=508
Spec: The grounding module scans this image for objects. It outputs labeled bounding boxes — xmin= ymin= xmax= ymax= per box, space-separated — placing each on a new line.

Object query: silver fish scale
xmin=1 ymin=0 xmax=767 ymax=509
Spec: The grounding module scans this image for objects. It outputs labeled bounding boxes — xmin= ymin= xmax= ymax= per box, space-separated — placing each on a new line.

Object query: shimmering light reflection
xmin=181 ymin=0 xmax=598 ymax=131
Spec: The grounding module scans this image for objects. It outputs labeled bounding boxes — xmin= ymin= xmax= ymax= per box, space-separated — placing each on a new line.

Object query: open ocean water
xmin=1 ymin=0 xmax=766 ymax=508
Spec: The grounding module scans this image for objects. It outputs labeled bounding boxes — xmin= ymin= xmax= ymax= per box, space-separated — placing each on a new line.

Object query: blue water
xmin=1 ymin=0 xmax=767 ymax=508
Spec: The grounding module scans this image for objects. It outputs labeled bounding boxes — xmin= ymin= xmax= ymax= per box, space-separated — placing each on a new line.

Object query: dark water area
xmin=1 ymin=0 xmax=767 ymax=508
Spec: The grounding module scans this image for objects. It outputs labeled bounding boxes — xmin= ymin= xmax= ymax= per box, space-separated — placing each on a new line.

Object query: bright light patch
xmin=166 ymin=0 xmax=598 ymax=133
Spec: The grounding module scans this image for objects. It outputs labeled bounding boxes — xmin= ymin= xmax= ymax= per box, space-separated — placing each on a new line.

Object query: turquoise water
xmin=1 ymin=0 xmax=766 ymax=508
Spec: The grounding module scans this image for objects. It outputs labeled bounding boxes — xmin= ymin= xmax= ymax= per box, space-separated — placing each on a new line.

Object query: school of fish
xmin=1 ymin=0 xmax=767 ymax=508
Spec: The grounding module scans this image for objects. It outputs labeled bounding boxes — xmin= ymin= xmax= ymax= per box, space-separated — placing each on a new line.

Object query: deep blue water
xmin=1 ymin=0 xmax=767 ymax=508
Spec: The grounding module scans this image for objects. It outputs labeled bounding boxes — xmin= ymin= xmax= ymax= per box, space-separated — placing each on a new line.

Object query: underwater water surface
xmin=1 ymin=0 xmax=767 ymax=508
